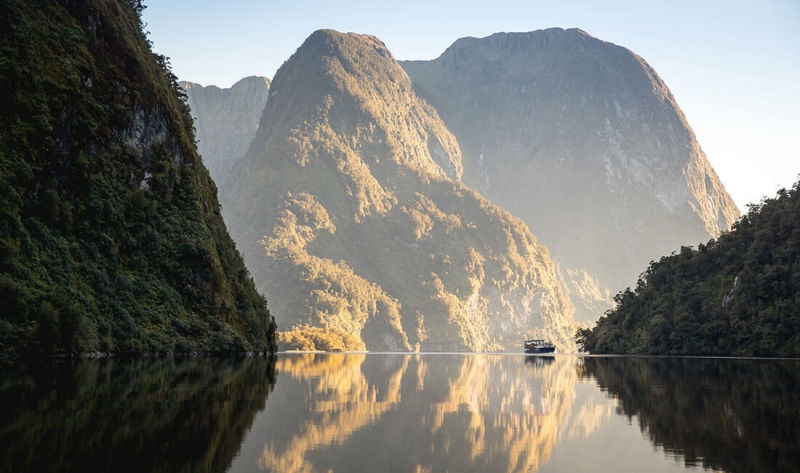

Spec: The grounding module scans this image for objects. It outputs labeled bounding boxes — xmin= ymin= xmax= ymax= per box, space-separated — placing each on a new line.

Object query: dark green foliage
xmin=578 ymin=181 xmax=800 ymax=357
xmin=0 ymin=0 xmax=276 ymax=355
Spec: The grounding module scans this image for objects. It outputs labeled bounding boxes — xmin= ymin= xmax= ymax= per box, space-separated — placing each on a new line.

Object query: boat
xmin=524 ymin=339 xmax=555 ymax=354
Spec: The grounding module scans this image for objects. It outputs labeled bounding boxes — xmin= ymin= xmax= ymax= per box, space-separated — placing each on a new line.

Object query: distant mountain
xmin=221 ymin=30 xmax=577 ymax=352
xmin=180 ymin=76 xmax=270 ymax=186
xmin=577 ymin=181 xmax=800 ymax=357
xmin=401 ymin=28 xmax=740 ymax=323
xmin=0 ymin=0 xmax=276 ymax=355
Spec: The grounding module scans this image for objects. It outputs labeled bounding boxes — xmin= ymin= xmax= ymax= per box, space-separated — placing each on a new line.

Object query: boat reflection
xmin=524 ymin=355 xmax=555 ymax=367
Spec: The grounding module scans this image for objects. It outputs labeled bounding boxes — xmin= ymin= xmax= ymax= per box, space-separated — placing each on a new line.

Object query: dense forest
xmin=0 ymin=0 xmax=276 ymax=355
xmin=577 ymin=180 xmax=800 ymax=356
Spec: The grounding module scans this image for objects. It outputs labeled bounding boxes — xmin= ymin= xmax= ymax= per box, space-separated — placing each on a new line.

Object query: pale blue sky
xmin=143 ymin=0 xmax=800 ymax=212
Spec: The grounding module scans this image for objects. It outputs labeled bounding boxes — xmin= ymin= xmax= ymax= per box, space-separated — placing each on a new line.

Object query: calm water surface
xmin=1 ymin=354 xmax=798 ymax=473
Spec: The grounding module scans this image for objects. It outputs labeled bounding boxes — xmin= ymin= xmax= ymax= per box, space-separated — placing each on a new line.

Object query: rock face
xmin=222 ymin=30 xmax=577 ymax=352
xmin=0 ymin=0 xmax=276 ymax=355
xmin=180 ymin=76 xmax=270 ymax=186
xmin=401 ymin=28 xmax=740 ymax=323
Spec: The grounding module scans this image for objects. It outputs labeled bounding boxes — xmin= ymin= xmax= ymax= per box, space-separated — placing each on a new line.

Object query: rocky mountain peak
xmin=251 ymin=29 xmax=463 ymax=184
xmin=444 ymin=28 xmax=590 ymax=58
xmin=218 ymin=29 xmax=578 ymax=352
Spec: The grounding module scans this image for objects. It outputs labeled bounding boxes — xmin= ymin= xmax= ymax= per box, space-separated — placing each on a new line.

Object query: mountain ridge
xmin=183 ymin=27 xmax=742 ymax=351
xmin=221 ymin=29 xmax=578 ymax=352
xmin=180 ymin=76 xmax=270 ymax=187
xmin=401 ymin=27 xmax=740 ymax=322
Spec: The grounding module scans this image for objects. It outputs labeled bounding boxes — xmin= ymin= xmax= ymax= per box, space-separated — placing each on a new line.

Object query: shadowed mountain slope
xmin=180 ymin=76 xmax=270 ymax=186
xmin=0 ymin=0 xmax=276 ymax=355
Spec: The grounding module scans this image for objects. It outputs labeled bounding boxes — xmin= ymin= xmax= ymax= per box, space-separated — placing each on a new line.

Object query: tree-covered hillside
xmin=577 ymin=181 xmax=800 ymax=357
xmin=0 ymin=0 xmax=276 ymax=355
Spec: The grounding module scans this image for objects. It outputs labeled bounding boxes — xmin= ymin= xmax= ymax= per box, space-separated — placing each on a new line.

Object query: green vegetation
xmin=0 ymin=0 xmax=276 ymax=355
xmin=577 ymin=181 xmax=800 ymax=356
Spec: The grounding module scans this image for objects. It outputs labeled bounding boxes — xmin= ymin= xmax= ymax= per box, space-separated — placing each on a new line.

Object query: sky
xmin=142 ymin=0 xmax=800 ymax=213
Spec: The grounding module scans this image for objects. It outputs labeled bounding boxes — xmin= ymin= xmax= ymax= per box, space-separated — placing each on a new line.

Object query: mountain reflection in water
xmin=232 ymin=354 xmax=800 ymax=473
xmin=234 ymin=354 xmax=575 ymax=473
xmin=1 ymin=355 xmax=798 ymax=473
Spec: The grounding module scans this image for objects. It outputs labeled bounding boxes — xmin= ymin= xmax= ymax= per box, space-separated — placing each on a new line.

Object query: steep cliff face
xmin=0 ymin=0 xmax=276 ymax=354
xmin=222 ymin=30 xmax=577 ymax=352
xmin=402 ymin=28 xmax=740 ymax=323
xmin=180 ymin=76 xmax=270 ymax=186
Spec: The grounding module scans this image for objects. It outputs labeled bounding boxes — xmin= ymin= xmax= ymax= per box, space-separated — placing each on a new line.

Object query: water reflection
xmin=0 ymin=357 xmax=276 ymax=473
xmin=232 ymin=354 xmax=579 ymax=473
xmin=3 ymin=355 xmax=797 ymax=472
xmin=524 ymin=355 xmax=555 ymax=367
xmin=234 ymin=354 xmax=800 ymax=473
xmin=580 ymin=357 xmax=800 ymax=473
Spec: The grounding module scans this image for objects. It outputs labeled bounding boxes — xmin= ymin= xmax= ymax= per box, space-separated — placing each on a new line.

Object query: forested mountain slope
xmin=222 ymin=30 xmax=578 ymax=352
xmin=0 ymin=0 xmax=276 ymax=355
xmin=577 ymin=181 xmax=800 ymax=356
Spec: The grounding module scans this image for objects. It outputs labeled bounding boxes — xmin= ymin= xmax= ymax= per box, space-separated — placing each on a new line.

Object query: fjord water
xmin=2 ymin=355 xmax=798 ymax=473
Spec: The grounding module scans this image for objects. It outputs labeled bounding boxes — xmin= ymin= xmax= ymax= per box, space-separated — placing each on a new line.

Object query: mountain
xmin=180 ymin=76 xmax=270 ymax=186
xmin=577 ymin=181 xmax=800 ymax=357
xmin=401 ymin=28 xmax=741 ymax=323
xmin=0 ymin=0 xmax=276 ymax=355
xmin=221 ymin=29 xmax=577 ymax=352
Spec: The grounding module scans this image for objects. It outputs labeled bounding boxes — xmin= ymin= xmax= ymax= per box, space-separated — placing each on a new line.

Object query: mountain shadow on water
xmin=0 ymin=357 xmax=277 ymax=473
